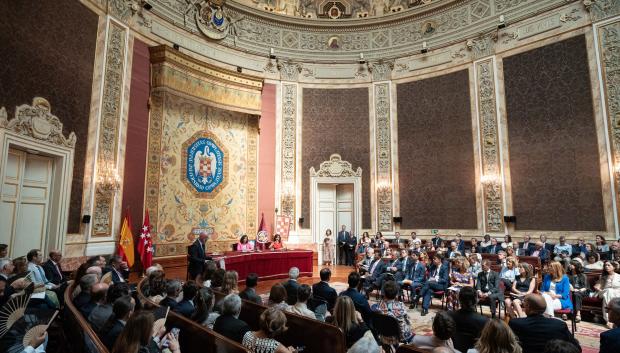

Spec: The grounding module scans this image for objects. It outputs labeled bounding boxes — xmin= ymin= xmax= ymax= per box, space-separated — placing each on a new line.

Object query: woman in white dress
xmin=322 ymin=229 xmax=334 ymax=266
xmin=594 ymin=261 xmax=620 ymax=328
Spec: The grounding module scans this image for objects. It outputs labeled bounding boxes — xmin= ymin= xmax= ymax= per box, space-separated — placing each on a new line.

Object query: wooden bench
xmin=63 ymin=281 xmax=109 ymax=353
xmin=137 ymin=278 xmax=250 ymax=353
xmin=213 ymin=289 xmax=347 ymax=353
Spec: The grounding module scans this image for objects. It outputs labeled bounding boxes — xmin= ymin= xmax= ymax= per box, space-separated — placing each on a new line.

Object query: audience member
xmin=357 ymin=248 xmax=374 ymax=275
xmin=518 ymin=235 xmax=535 ymax=256
xmin=553 ymin=236 xmax=573 ymax=263
xmin=242 ymin=307 xmax=294 ymax=353
xmin=505 ymin=263 xmax=535 ymax=318
xmin=419 ymin=254 xmax=449 ymax=316
xmin=27 ymin=249 xmax=59 ymax=290
xmin=446 ymin=257 xmax=474 ymax=310
xmin=475 ymin=260 xmax=503 ymax=318
xmin=468 ymin=319 xmax=522 ymax=353
xmin=508 ymin=294 xmax=580 ymax=353
xmin=74 ymin=274 xmax=98 ymax=309
xmin=488 ymin=238 xmax=501 ymax=254
xmin=501 ymin=235 xmax=514 ymax=250
xmin=175 ymin=280 xmax=199 ymax=318
xmin=543 ymin=340 xmax=581 ymax=353
xmin=221 ymin=270 xmax=239 ymax=295
xmin=541 ymin=261 xmax=573 ymax=317
xmin=596 ymin=235 xmax=610 ymax=253
xmin=600 ymin=297 xmax=620 ymax=353
xmin=160 ymin=279 xmax=181 ymax=310
xmin=0 ymin=243 xmax=8 ymax=261
xmin=374 ymin=280 xmax=413 ymax=343
xmin=0 ymin=258 xmax=14 ymax=305
xmin=567 ymin=260 xmax=589 ymax=322
xmin=328 ymin=296 xmax=370 ymax=348
xmin=447 ymin=287 xmax=488 ymax=353
xmin=101 ymin=295 xmax=135 ymax=350
xmin=192 ymin=287 xmax=219 ymax=329
xmin=540 ymin=235 xmax=555 ymax=252
xmin=201 ymin=260 xmax=218 ymax=287
xmin=81 ymin=282 xmax=109 ymax=318
xmin=144 ymin=270 xmax=166 ymax=304
xmin=530 ymin=242 xmax=550 ymax=264
xmin=240 ymin=272 xmax=263 ymax=305
xmin=468 ymin=254 xmax=482 ymax=277
xmin=499 ymin=257 xmax=519 ymax=290
xmin=289 ymin=284 xmax=316 ymax=319
xmin=104 ymin=256 xmax=129 ymax=284
xmin=89 ymin=282 xmax=130 ymax=332
xmin=479 ymin=235 xmax=492 ymax=253
xmin=144 ymin=264 xmax=164 ymax=276
xmin=86 ymin=266 xmax=103 ymax=280
xmin=346 ymin=334 xmax=380 ymax=353
xmin=585 ymin=252 xmax=604 ymax=270
xmin=405 ymin=253 xmax=427 ymax=309
xmin=411 ymin=311 xmax=457 ymax=351
xmin=112 ymin=310 xmax=178 ymax=353
xmin=469 ymin=237 xmax=480 ymax=254
xmin=210 ymin=268 xmax=226 ymax=291
xmin=362 ymin=250 xmax=386 ymax=294
xmin=340 ymin=272 xmax=372 ymax=323
xmin=594 ymin=260 xmax=620 ymax=328
xmin=214 ymin=294 xmax=251 ymax=343
xmin=42 ymin=249 xmax=66 ymax=285
xmin=282 ymin=267 xmax=300 ymax=305
xmin=312 ymin=268 xmax=337 ymax=312
xmin=268 ymin=283 xmax=290 ymax=310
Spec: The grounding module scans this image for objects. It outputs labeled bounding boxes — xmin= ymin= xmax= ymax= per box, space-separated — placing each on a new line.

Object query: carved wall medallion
xmin=93 ymin=22 xmax=127 ymax=237
xmin=0 ymin=97 xmax=77 ymax=148
xmin=374 ymin=83 xmax=393 ymax=231
xmin=475 ymin=59 xmax=504 ymax=232
xmin=309 ymin=154 xmax=362 ymax=177
xmin=280 ymin=83 xmax=297 ymax=224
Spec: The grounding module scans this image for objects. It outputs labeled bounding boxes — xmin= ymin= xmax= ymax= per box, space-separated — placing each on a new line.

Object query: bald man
xmin=508 ymin=294 xmax=580 ymax=353
xmin=43 ymin=249 xmax=66 ymax=285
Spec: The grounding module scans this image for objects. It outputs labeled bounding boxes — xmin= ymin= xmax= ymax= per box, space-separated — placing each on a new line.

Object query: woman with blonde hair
xmin=327 ymin=296 xmax=370 ymax=348
xmin=242 ymin=307 xmax=294 ymax=353
xmin=541 ymin=261 xmax=573 ymax=317
xmin=467 ymin=319 xmax=522 ymax=353
xmin=221 ymin=270 xmax=239 ymax=295
xmin=505 ymin=263 xmax=535 ymax=318
xmin=446 ymin=257 xmax=474 ymax=310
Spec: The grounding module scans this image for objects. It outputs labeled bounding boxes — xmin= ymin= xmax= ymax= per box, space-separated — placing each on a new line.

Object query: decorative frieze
xmin=368 ymin=61 xmax=394 ymax=81
xmin=280 ymin=83 xmax=297 ymax=224
xmin=93 ymin=21 xmax=127 ymax=237
xmin=309 ymin=154 xmax=362 ymax=177
xmin=475 ymin=59 xmax=504 ymax=232
xmin=374 ymin=83 xmax=393 ymax=231
xmin=467 ymin=32 xmax=497 ymax=60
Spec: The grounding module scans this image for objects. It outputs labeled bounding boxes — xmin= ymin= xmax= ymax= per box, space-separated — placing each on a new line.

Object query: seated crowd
xmin=0 ymin=233 xmax=619 ymax=353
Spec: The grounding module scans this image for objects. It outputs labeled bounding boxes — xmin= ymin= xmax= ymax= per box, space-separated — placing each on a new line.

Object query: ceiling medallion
xmin=193 ymin=0 xmax=240 ymax=40
xmin=328 ymin=3 xmax=342 ymax=19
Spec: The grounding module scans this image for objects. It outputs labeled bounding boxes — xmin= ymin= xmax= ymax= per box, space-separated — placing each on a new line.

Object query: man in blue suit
xmin=601 ymin=298 xmax=620 ymax=353
xmin=455 ymin=233 xmax=465 ymax=252
xmin=363 ymin=251 xmax=386 ymax=293
xmin=174 ymin=281 xmax=198 ymax=318
xmin=404 ymin=253 xmax=427 ymax=309
xmin=419 ymin=254 xmax=449 ymax=315
xmin=340 ymin=272 xmax=373 ymax=323
xmin=337 ymin=225 xmax=349 ymax=265
xmin=530 ymin=242 xmax=550 ymax=264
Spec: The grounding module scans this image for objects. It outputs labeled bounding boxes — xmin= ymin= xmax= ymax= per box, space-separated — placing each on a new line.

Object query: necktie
xmin=402 ymin=259 xmax=407 ymax=272
xmin=485 ymin=272 xmax=490 ymax=290
xmin=370 ymin=260 xmax=379 ymax=274
xmin=36 ymin=266 xmax=46 ymax=284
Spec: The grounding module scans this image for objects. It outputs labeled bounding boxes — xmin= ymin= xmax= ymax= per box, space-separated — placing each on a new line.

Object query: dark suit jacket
xmin=282 ymin=279 xmax=300 ymax=305
xmin=367 ymin=259 xmax=387 ymax=281
xmin=174 ymin=299 xmax=194 ymax=318
xmin=103 ymin=266 xmax=129 ymax=284
xmin=456 ymin=240 xmax=465 ymax=252
xmin=431 ymin=237 xmax=442 ymax=248
xmin=488 ymin=244 xmax=502 ymax=254
xmin=448 ymin=309 xmax=489 ymax=352
xmin=213 ymin=314 xmax=251 ymax=343
xmin=345 ymin=234 xmax=357 ymax=250
xmin=339 ymin=288 xmax=372 ymax=323
xmin=337 ymin=231 xmax=348 ymax=247
xmin=73 ymin=291 xmax=91 ymax=309
xmin=102 ymin=320 xmax=125 ymax=350
xmin=476 ymin=270 xmax=501 ymax=294
xmin=518 ymin=242 xmax=536 ymax=256
xmin=542 ymin=242 xmax=555 ymax=252
xmin=509 ymin=314 xmax=580 ymax=353
xmin=406 ymin=261 xmax=427 ymax=284
xmin=427 ymin=263 xmax=450 ymax=288
xmin=42 ymin=259 xmax=65 ymax=285
xmin=312 ymin=281 xmax=337 ymax=312
xmin=239 ymin=287 xmax=263 ymax=305
xmin=159 ymin=296 xmax=178 ymax=310
xmin=188 ymin=239 xmax=210 ymax=279
xmin=600 ymin=327 xmax=620 ymax=353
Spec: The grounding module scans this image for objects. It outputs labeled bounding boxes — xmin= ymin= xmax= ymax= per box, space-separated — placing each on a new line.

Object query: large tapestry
xmin=146 ymin=92 xmax=259 ymax=256
xmin=397 ymin=70 xmax=478 ymax=230
xmin=503 ymin=35 xmax=605 ymax=231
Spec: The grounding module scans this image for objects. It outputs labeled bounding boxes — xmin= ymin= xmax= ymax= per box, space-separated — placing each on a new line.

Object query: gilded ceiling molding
xmin=93 ymin=22 xmax=127 ymax=237
xmin=149 ymin=45 xmax=263 ymax=114
xmin=0 ymin=97 xmax=77 ymax=148
xmin=373 ymin=83 xmax=393 ymax=231
xmin=475 ymin=58 xmax=504 ymax=232
xmin=280 ymin=83 xmax=298 ymax=226
xmin=597 ymin=20 xmax=620 ymax=191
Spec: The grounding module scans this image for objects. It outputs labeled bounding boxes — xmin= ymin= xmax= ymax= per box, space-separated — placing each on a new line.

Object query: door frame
xmin=0 ymin=98 xmax=75 ymax=256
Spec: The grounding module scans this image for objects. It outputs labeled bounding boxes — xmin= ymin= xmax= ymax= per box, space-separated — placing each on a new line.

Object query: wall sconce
xmin=96 ymin=159 xmax=121 ymax=194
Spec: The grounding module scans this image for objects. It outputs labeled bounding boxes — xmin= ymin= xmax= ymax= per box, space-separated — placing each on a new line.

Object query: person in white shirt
xmin=288 ymin=284 xmax=316 ymax=319
xmin=26 ymin=249 xmax=58 ymax=290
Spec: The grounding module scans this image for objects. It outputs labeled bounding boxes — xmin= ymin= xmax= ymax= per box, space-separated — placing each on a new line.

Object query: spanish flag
xmin=118 ymin=209 xmax=135 ymax=267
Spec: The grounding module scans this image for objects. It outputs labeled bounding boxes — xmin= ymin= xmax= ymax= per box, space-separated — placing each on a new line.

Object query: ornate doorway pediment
xmin=309 ymin=153 xmax=362 ymax=178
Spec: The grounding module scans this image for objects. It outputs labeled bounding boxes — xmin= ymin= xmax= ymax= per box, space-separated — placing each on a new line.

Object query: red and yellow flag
xmin=118 ymin=209 xmax=135 ymax=267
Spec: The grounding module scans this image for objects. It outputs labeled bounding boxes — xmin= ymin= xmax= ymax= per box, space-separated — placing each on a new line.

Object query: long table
xmin=210 ymin=250 xmax=313 ymax=281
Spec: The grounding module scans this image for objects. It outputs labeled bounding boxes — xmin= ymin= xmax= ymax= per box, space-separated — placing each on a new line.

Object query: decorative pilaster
xmin=246 ymin=117 xmax=259 ymax=235
xmin=475 ymin=58 xmax=504 ymax=232
xmin=92 ymin=21 xmax=128 ymax=237
xmin=280 ymin=83 xmax=297 ymax=226
xmin=374 ymin=83 xmax=393 ymax=231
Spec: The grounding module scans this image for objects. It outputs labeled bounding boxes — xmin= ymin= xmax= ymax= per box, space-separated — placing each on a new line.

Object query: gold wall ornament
xmin=309 ymin=154 xmax=362 ymax=178
xmin=280 ymin=83 xmax=297 ymax=226
xmin=374 ymin=83 xmax=393 ymax=231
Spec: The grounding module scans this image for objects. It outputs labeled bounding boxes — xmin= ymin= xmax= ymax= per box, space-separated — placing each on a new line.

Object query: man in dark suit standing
xmin=601 ymin=298 xmax=620 ymax=353
xmin=420 ymin=253 xmax=449 ymax=315
xmin=363 ymin=251 xmax=386 ymax=294
xmin=509 ymin=294 xmax=580 ymax=353
xmin=188 ymin=232 xmax=211 ymax=281
xmin=337 ymin=225 xmax=349 ymax=265
xmin=345 ymin=231 xmax=357 ymax=266
xmin=312 ymin=268 xmax=337 ymax=312
xmin=42 ymin=250 xmax=66 ymax=285
xmin=174 ymin=281 xmax=198 ymax=318
xmin=518 ymin=235 xmax=535 ymax=256
xmin=448 ymin=287 xmax=489 ymax=353
xmin=213 ymin=294 xmax=251 ymax=343
xmin=239 ymin=273 xmax=263 ymax=305
xmin=476 ymin=260 xmax=503 ymax=318
xmin=282 ymin=267 xmax=300 ymax=305
xmin=340 ymin=272 xmax=373 ymax=323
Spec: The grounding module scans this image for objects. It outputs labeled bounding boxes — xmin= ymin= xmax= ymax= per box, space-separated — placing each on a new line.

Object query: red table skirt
xmin=211 ymin=250 xmax=313 ymax=281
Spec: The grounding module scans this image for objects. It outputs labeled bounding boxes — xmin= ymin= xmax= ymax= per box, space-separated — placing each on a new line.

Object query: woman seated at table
xmin=269 ymin=234 xmax=283 ymax=250
xmin=237 ymin=235 xmax=254 ymax=252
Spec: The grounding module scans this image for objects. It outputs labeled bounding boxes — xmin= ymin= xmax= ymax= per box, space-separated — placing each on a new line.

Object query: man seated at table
xmin=237 ymin=234 xmax=254 ymax=252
